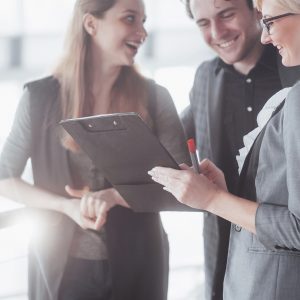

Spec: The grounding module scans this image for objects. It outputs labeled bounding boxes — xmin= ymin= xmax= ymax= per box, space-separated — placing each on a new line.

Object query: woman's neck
xmin=87 ymin=56 xmax=122 ymax=114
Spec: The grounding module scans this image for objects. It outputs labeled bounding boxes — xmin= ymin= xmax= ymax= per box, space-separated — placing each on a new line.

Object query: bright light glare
xmin=17 ymin=217 xmax=37 ymax=240
xmin=0 ymin=218 xmax=35 ymax=254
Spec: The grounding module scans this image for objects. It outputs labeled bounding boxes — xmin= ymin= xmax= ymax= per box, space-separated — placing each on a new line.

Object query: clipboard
xmin=60 ymin=112 xmax=198 ymax=212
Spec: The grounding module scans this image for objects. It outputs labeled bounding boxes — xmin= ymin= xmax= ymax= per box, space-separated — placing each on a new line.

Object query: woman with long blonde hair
xmin=0 ymin=0 xmax=190 ymax=299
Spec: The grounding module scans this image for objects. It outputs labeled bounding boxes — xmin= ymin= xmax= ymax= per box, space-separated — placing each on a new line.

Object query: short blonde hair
xmin=255 ymin=0 xmax=300 ymax=13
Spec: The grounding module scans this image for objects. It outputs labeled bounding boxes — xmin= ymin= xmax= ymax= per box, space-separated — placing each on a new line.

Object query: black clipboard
xmin=60 ymin=112 xmax=198 ymax=212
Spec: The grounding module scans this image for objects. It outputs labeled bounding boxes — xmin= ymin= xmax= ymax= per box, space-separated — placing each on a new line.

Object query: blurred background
xmin=0 ymin=1 xmax=215 ymax=299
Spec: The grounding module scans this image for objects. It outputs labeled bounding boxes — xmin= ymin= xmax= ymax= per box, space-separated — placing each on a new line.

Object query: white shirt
xmin=236 ymin=87 xmax=291 ymax=174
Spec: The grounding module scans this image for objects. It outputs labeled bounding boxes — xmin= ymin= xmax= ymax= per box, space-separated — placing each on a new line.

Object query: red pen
xmin=187 ymin=138 xmax=200 ymax=174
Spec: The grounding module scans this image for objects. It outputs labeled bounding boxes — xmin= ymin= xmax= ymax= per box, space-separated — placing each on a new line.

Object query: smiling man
xmin=191 ymin=0 xmax=262 ymax=74
xmin=180 ymin=0 xmax=300 ymax=299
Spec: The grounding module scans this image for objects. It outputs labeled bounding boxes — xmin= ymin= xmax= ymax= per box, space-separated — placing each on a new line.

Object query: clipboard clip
xmin=81 ymin=115 xmax=127 ymax=132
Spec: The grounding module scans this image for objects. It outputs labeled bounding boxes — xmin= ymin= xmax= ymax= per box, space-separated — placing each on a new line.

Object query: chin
xmin=123 ymin=58 xmax=135 ymax=66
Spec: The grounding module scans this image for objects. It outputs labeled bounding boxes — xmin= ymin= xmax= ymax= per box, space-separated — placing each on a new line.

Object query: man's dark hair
xmin=182 ymin=0 xmax=254 ymax=19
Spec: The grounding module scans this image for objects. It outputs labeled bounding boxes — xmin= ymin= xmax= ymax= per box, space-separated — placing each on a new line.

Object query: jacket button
xmin=235 ymin=225 xmax=242 ymax=232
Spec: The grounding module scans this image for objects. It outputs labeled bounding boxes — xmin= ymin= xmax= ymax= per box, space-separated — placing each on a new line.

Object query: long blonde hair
xmin=54 ymin=0 xmax=149 ymax=151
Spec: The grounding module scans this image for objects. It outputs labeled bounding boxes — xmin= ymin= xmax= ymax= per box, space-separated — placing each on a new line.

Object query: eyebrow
xmin=122 ymin=9 xmax=138 ymax=14
xmin=217 ymin=7 xmax=236 ymax=16
xmin=195 ymin=7 xmax=236 ymax=24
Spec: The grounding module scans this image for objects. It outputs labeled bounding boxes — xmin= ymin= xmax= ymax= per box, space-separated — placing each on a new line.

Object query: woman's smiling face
xmin=260 ymin=0 xmax=300 ymax=66
xmin=88 ymin=0 xmax=147 ymax=67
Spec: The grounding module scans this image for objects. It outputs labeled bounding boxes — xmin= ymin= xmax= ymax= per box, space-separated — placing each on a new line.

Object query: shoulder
xmin=285 ymin=81 xmax=300 ymax=108
xmin=191 ymin=57 xmax=220 ymax=93
xmin=145 ymin=79 xmax=173 ymax=105
xmin=194 ymin=56 xmax=219 ymax=78
xmin=24 ymin=76 xmax=60 ymax=100
xmin=189 ymin=57 xmax=219 ymax=103
xmin=146 ymin=80 xmax=178 ymax=118
xmin=287 ymin=81 xmax=300 ymax=97
xmin=150 ymin=81 xmax=171 ymax=100
xmin=23 ymin=76 xmax=61 ymax=119
xmin=283 ymin=81 xmax=300 ymax=124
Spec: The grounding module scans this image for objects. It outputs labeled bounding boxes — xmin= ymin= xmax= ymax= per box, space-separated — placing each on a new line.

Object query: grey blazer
xmin=181 ymin=46 xmax=300 ymax=300
xmin=224 ymin=81 xmax=300 ymax=300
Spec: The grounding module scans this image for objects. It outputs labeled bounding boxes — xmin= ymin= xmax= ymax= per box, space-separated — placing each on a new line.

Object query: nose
xmin=136 ymin=25 xmax=147 ymax=43
xmin=210 ymin=20 xmax=227 ymax=40
xmin=261 ymin=29 xmax=272 ymax=44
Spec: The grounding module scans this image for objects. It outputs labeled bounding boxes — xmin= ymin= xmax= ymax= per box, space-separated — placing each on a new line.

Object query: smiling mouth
xmin=273 ymin=44 xmax=284 ymax=55
xmin=217 ymin=37 xmax=238 ymax=49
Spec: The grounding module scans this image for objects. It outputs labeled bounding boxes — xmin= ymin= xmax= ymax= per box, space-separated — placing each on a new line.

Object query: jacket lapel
xmin=207 ymin=67 xmax=226 ymax=163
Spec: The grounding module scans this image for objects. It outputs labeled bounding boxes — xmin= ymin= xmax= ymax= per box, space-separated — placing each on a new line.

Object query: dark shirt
xmin=216 ymin=45 xmax=282 ymax=193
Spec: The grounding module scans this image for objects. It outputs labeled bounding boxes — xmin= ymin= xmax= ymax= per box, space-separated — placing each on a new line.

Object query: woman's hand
xmin=63 ymin=198 xmax=97 ymax=230
xmin=64 ymin=186 xmax=130 ymax=230
xmin=199 ymin=159 xmax=227 ymax=192
xmin=148 ymin=159 xmax=227 ymax=211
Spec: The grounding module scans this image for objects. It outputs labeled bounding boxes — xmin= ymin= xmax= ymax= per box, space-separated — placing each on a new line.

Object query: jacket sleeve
xmin=0 ymin=89 xmax=31 ymax=180
xmin=255 ymin=82 xmax=300 ymax=250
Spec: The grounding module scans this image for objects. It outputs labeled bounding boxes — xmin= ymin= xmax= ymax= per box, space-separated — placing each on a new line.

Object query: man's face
xmin=190 ymin=0 xmax=262 ymax=66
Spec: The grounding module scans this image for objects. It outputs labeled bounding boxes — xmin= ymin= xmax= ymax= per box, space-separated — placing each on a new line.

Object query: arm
xmin=254 ymin=83 xmax=300 ymax=250
xmin=150 ymin=84 xmax=300 ymax=245
xmin=0 ymin=90 xmax=64 ymax=212
xmin=149 ymin=159 xmax=258 ymax=234
xmin=0 ymin=177 xmax=66 ymax=211
xmin=0 ymin=90 xmax=96 ymax=229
